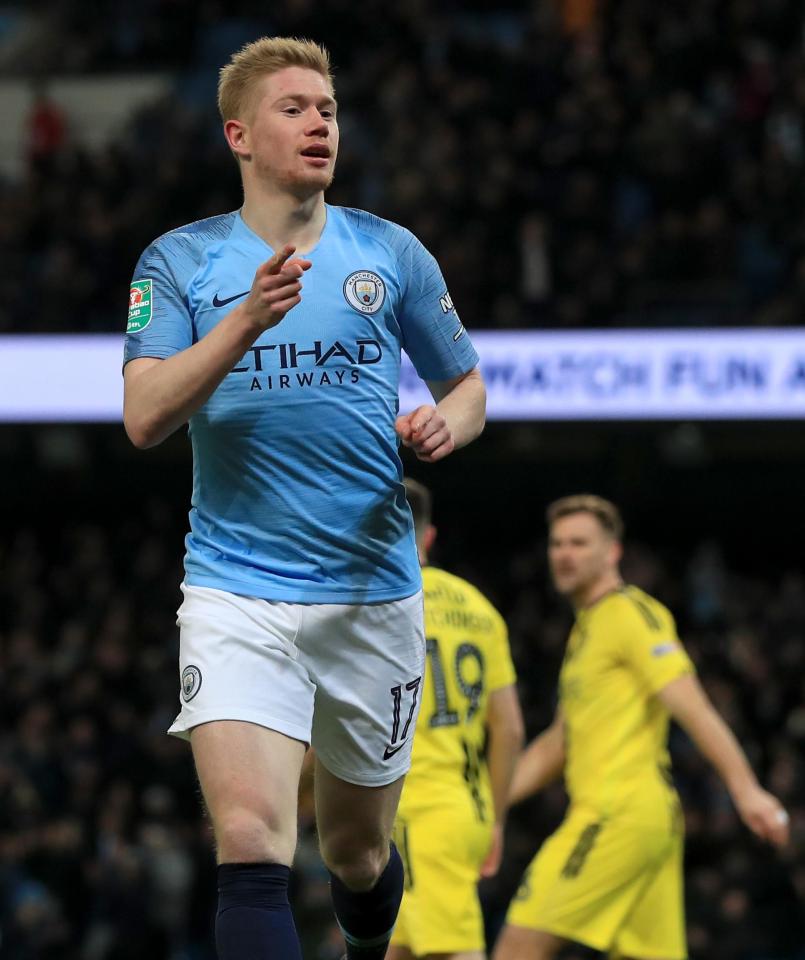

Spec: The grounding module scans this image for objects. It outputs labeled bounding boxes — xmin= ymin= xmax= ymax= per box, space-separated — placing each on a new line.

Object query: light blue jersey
xmin=124 ymin=206 xmax=479 ymax=603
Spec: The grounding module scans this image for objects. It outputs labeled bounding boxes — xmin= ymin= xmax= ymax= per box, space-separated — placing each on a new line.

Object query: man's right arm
xmin=658 ymin=673 xmax=789 ymax=847
xmin=508 ymin=709 xmax=565 ymax=806
xmin=124 ymin=245 xmax=309 ymax=449
xmin=125 ymin=309 xmax=262 ymax=449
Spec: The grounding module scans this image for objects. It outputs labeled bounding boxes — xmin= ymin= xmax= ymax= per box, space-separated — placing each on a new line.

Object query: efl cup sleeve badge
xmin=343 ymin=271 xmax=386 ymax=315
xmin=127 ymin=279 xmax=153 ymax=333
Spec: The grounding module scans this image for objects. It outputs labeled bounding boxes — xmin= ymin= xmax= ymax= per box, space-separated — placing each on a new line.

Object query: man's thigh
xmin=612 ymin=830 xmax=686 ymax=960
xmin=314 ymin=755 xmax=405 ymax=855
xmin=303 ymin=591 xmax=426 ymax=787
xmin=191 ymin=720 xmax=306 ymax=865
xmin=505 ymin=809 xmax=674 ymax=954
xmin=390 ymin=804 xmax=491 ymax=956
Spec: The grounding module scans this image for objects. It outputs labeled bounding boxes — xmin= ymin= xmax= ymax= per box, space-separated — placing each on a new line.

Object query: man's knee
xmin=320 ymin=832 xmax=389 ymax=891
xmin=213 ymin=806 xmax=297 ymax=865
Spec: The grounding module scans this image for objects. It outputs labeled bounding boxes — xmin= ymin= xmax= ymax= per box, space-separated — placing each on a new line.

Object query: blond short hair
xmin=218 ymin=36 xmax=333 ymax=122
xmin=546 ymin=494 xmax=624 ymax=540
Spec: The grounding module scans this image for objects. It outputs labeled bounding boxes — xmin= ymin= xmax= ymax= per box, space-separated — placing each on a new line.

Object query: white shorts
xmin=169 ymin=583 xmax=426 ymax=786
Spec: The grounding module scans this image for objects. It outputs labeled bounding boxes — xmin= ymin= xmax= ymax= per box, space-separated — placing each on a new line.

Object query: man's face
xmin=241 ymin=66 xmax=339 ymax=196
xmin=548 ymin=512 xmax=618 ymax=599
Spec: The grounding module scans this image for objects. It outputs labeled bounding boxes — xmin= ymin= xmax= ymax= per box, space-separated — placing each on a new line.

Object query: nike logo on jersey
xmin=213 ymin=290 xmax=250 ymax=308
xmin=383 ymin=742 xmax=408 ymax=760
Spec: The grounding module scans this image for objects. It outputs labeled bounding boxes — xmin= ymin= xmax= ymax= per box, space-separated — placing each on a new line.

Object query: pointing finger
xmin=264 ymin=245 xmax=296 ymax=275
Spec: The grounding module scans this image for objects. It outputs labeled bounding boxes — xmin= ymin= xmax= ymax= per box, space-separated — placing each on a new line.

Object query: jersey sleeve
xmin=486 ymin=610 xmax=517 ymax=692
xmin=394 ymin=229 xmax=480 ymax=381
xmin=618 ymin=603 xmax=694 ymax=695
xmin=123 ymin=239 xmax=194 ymax=365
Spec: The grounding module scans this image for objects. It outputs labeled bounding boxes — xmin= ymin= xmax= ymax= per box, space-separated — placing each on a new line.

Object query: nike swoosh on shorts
xmin=383 ymin=742 xmax=407 ymax=760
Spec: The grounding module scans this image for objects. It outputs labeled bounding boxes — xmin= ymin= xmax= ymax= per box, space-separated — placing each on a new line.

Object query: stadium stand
xmin=0 ymin=1 xmax=804 ymax=332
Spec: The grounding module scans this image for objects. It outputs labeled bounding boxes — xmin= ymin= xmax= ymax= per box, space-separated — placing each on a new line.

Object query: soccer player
xmin=494 ymin=495 xmax=789 ymax=960
xmin=122 ymin=38 xmax=485 ymax=960
xmin=387 ymin=479 xmax=524 ymax=960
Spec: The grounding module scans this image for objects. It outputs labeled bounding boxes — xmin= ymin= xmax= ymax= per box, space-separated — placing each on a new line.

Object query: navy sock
xmin=216 ymin=862 xmax=301 ymax=960
xmin=329 ymin=844 xmax=404 ymax=960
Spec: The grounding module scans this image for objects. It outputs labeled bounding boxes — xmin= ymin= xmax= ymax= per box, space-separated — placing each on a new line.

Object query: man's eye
xmin=321 ymin=111 xmax=334 ymax=119
xmin=284 ymin=107 xmax=301 ymax=115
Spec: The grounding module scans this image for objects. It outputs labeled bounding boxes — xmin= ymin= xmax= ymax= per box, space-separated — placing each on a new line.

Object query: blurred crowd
xmin=1 ymin=492 xmax=803 ymax=958
xmin=2 ymin=0 xmax=805 ymax=332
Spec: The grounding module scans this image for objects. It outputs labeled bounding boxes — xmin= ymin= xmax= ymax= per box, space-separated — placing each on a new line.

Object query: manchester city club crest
xmin=181 ymin=664 xmax=202 ymax=702
xmin=343 ymin=270 xmax=386 ymax=315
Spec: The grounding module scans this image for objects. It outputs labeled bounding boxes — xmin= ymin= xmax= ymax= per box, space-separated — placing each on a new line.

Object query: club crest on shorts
xmin=181 ymin=664 xmax=202 ymax=702
xmin=343 ymin=271 xmax=386 ymax=314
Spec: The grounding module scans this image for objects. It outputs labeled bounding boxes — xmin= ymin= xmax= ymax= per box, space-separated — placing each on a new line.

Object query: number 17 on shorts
xmin=384 ymin=677 xmax=422 ymax=760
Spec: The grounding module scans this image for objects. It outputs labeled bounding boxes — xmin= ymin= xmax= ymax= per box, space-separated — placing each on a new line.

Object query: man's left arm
xmin=659 ymin=673 xmax=789 ymax=847
xmin=480 ymin=683 xmax=525 ymax=878
xmin=395 ymin=366 xmax=486 ymax=463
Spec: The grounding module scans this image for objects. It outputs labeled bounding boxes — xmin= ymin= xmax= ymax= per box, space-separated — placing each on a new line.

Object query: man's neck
xmin=241 ymin=184 xmax=327 ymax=255
xmin=573 ymin=574 xmax=623 ymax=611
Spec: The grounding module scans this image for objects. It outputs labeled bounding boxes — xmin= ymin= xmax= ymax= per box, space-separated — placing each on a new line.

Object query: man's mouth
xmin=301 ymin=144 xmax=331 ymax=160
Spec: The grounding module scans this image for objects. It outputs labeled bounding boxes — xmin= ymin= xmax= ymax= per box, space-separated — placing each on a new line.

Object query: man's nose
xmin=306 ymin=110 xmax=329 ymax=134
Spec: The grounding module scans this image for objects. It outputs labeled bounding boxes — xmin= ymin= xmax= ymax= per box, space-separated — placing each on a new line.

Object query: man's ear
xmin=224 ymin=119 xmax=249 ymax=157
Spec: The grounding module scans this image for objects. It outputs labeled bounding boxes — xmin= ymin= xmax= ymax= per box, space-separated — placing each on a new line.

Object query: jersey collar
xmin=233 ymin=205 xmax=333 ymax=260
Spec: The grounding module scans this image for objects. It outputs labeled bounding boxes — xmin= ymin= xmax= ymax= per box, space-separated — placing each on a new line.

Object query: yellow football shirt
xmin=560 ymin=585 xmax=694 ymax=821
xmin=399 ymin=565 xmax=517 ymax=818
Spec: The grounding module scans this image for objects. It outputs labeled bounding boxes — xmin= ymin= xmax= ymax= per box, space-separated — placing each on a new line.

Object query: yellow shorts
xmin=391 ymin=801 xmax=492 ymax=955
xmin=506 ymin=806 xmax=686 ymax=959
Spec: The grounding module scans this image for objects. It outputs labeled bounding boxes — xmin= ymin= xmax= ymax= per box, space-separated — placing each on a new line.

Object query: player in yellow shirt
xmin=494 ymin=494 xmax=789 ymax=960
xmin=387 ymin=478 xmax=525 ymax=960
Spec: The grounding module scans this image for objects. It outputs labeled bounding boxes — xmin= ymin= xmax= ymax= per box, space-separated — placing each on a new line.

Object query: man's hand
xmin=395 ymin=405 xmax=454 ymax=463
xmin=238 ymin=244 xmax=312 ymax=332
xmin=733 ymin=784 xmax=790 ymax=848
xmin=479 ymin=822 xmax=504 ymax=878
